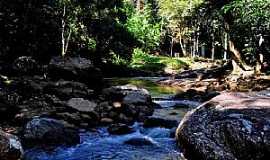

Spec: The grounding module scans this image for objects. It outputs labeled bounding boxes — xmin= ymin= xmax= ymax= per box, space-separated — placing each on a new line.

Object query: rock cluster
xmin=0 ymin=56 xmax=155 ymax=159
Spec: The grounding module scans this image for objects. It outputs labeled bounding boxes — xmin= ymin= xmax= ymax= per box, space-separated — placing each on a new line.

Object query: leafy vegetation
xmin=0 ymin=0 xmax=269 ymax=74
xmin=130 ymin=48 xmax=190 ymax=72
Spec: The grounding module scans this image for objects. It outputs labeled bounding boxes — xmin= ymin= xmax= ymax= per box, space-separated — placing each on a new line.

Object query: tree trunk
xmin=179 ymin=35 xmax=186 ymax=56
xmin=61 ymin=5 xmax=66 ymax=57
xmin=223 ymin=32 xmax=228 ymax=60
xmin=64 ymin=28 xmax=72 ymax=55
xmin=211 ymin=33 xmax=215 ymax=60
xmin=170 ymin=38 xmax=174 ymax=57
xmin=201 ymin=45 xmax=205 ymax=57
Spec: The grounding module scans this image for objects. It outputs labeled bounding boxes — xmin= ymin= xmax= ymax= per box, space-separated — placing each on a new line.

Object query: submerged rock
xmin=176 ymin=92 xmax=270 ymax=160
xmin=0 ymin=130 xmax=23 ymax=160
xmin=143 ymin=117 xmax=178 ymax=129
xmin=23 ymin=118 xmax=80 ymax=147
xmin=107 ymin=123 xmax=133 ymax=135
xmin=124 ymin=137 xmax=154 ymax=146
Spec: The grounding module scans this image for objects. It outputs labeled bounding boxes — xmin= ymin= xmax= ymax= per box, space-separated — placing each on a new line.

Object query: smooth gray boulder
xmin=176 ymin=92 xmax=270 ymax=160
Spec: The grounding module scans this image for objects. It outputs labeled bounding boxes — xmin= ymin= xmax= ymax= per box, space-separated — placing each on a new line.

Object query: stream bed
xmin=25 ymin=77 xmax=201 ymax=160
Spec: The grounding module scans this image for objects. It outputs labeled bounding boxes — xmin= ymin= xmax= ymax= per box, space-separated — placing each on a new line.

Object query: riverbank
xmin=1 ymin=56 xmax=270 ymax=160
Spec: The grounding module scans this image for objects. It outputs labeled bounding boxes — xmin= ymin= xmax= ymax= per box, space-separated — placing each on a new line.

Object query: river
xmin=24 ymin=77 xmax=201 ymax=160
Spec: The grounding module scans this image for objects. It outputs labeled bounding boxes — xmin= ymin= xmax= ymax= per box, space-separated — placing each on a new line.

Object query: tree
xmin=157 ymin=0 xmax=203 ymax=57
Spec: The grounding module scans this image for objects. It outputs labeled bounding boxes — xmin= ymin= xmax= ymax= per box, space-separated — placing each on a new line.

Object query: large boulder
xmin=100 ymin=85 xmax=154 ymax=123
xmin=48 ymin=56 xmax=102 ymax=90
xmin=0 ymin=130 xmax=23 ymax=160
xmin=176 ymin=92 xmax=270 ymax=160
xmin=23 ymin=118 xmax=80 ymax=147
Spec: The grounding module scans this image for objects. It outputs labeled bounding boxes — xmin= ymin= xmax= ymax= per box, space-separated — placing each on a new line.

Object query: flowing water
xmin=25 ymin=77 xmax=201 ymax=160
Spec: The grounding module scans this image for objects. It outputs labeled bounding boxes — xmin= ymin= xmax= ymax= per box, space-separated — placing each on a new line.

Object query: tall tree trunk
xmin=170 ymin=38 xmax=174 ymax=57
xmin=211 ymin=33 xmax=215 ymax=60
xmin=61 ymin=5 xmax=66 ymax=57
xmin=223 ymin=32 xmax=228 ymax=60
xmin=228 ymin=40 xmax=252 ymax=71
xmin=201 ymin=45 xmax=205 ymax=57
xmin=64 ymin=28 xmax=72 ymax=55
xmin=179 ymin=35 xmax=186 ymax=56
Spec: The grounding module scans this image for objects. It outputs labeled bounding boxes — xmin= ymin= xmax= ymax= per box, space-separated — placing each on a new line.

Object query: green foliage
xmin=124 ymin=3 xmax=161 ymax=51
xmin=110 ymin=51 xmax=129 ymax=66
xmin=130 ymin=48 xmax=190 ymax=72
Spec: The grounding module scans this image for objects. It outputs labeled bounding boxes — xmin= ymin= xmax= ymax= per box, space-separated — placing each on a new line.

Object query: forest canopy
xmin=0 ymin=0 xmax=269 ymax=73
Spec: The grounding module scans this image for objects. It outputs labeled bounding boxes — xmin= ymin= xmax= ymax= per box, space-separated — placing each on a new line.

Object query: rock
xmin=176 ymin=92 xmax=270 ymax=160
xmin=0 ymin=130 xmax=23 ymax=160
xmin=108 ymin=123 xmax=133 ymax=135
xmin=48 ymin=56 xmax=102 ymax=90
xmin=87 ymin=85 xmax=155 ymax=124
xmin=101 ymin=85 xmax=154 ymax=123
xmin=123 ymin=92 xmax=151 ymax=105
xmin=23 ymin=118 xmax=80 ymax=146
xmin=44 ymin=80 xmax=94 ymax=100
xmin=100 ymin=118 xmax=114 ymax=124
xmin=143 ymin=117 xmax=178 ymax=129
xmin=102 ymin=85 xmax=150 ymax=102
xmin=174 ymin=89 xmax=219 ymax=102
xmin=67 ymin=98 xmax=97 ymax=113
xmin=124 ymin=137 xmax=154 ymax=146
xmin=169 ymin=127 xmax=177 ymax=138
xmin=12 ymin=56 xmax=38 ymax=75
xmin=15 ymin=95 xmax=58 ymax=124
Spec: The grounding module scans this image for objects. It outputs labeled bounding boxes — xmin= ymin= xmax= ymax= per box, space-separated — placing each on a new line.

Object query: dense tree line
xmin=1 ymin=0 xmax=269 ymax=73
xmin=0 ymin=0 xmax=138 ymax=65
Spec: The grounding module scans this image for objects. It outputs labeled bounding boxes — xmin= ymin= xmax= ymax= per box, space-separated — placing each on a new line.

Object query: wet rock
xmin=100 ymin=118 xmax=114 ymax=124
xmin=143 ymin=117 xmax=178 ymax=129
xmin=108 ymin=123 xmax=133 ymax=135
xmin=102 ymin=85 xmax=150 ymax=102
xmin=48 ymin=56 xmax=102 ymax=90
xmin=12 ymin=56 xmax=38 ymax=75
xmin=176 ymin=92 xmax=270 ymax=160
xmin=169 ymin=127 xmax=177 ymax=138
xmin=67 ymin=98 xmax=97 ymax=113
xmin=100 ymin=85 xmax=154 ymax=123
xmin=123 ymin=92 xmax=151 ymax=105
xmin=124 ymin=137 xmax=154 ymax=146
xmin=23 ymin=118 xmax=80 ymax=146
xmin=15 ymin=96 xmax=58 ymax=124
xmin=174 ymin=89 xmax=219 ymax=102
xmin=0 ymin=130 xmax=23 ymax=160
